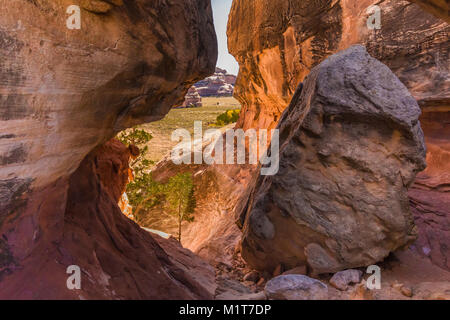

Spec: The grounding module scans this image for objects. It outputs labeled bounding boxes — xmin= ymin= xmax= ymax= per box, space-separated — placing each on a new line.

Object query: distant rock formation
xmin=239 ymin=46 xmax=427 ymax=274
xmin=194 ymin=67 xmax=237 ymax=97
xmin=179 ymin=86 xmax=203 ymax=108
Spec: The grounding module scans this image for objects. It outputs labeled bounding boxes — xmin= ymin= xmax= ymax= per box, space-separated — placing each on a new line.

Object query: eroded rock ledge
xmin=408 ymin=0 xmax=450 ymax=23
xmin=239 ymin=46 xmax=427 ymax=274
xmin=228 ymin=0 xmax=449 ymax=131
xmin=1 ymin=139 xmax=217 ymax=299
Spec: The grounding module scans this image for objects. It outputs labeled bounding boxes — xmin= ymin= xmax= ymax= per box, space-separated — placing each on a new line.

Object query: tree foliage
xmin=117 ymin=127 xmax=154 ymax=171
xmin=117 ymin=127 xmax=153 ymax=146
xmin=214 ymin=109 xmax=240 ymax=126
xmin=165 ymin=173 xmax=196 ymax=242
xmin=118 ymin=126 xmax=196 ymax=242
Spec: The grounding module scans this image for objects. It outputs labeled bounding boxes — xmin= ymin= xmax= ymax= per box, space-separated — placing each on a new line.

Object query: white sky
xmin=212 ymin=0 xmax=239 ymax=75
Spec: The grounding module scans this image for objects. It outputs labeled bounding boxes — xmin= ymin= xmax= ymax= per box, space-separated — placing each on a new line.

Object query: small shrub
xmin=214 ymin=109 xmax=240 ymax=126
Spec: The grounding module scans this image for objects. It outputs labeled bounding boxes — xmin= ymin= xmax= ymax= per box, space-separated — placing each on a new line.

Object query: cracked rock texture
xmin=408 ymin=0 xmax=450 ymax=23
xmin=239 ymin=46 xmax=427 ymax=274
xmin=228 ymin=0 xmax=449 ymax=131
xmin=409 ymin=109 xmax=450 ymax=271
xmin=0 ymin=0 xmax=217 ymax=299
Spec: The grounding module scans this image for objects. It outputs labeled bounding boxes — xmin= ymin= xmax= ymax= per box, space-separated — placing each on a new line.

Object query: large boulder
xmin=330 ymin=269 xmax=364 ymax=291
xmin=0 ymin=0 xmax=217 ymax=299
xmin=239 ymin=46 xmax=427 ymax=274
xmin=228 ymin=0 xmax=449 ymax=272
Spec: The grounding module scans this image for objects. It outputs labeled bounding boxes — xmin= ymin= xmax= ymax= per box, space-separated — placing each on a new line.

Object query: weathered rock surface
xmin=0 ymin=0 xmax=217 ymax=299
xmin=330 ymin=270 xmax=363 ymax=291
xmin=0 ymin=139 xmax=216 ymax=299
xmin=408 ymin=0 xmax=450 ymax=22
xmin=0 ymin=0 xmax=216 ymax=195
xmin=239 ymin=46 xmax=427 ymax=274
xmin=414 ymin=282 xmax=450 ymax=299
xmin=265 ymin=275 xmax=328 ymax=300
xmin=215 ymin=276 xmax=253 ymax=300
xmin=228 ymin=0 xmax=449 ymax=131
xmin=409 ymin=108 xmax=450 ymax=271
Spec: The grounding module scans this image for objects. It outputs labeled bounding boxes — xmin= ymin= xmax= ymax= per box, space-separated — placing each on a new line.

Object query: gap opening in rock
xmin=111 ymin=0 xmax=242 ymax=250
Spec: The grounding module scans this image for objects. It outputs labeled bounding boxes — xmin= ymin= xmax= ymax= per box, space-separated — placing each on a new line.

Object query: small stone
xmin=282 ymin=265 xmax=307 ymax=276
xmin=391 ymin=282 xmax=403 ymax=290
xmin=256 ymin=278 xmax=266 ymax=286
xmin=350 ymin=280 xmax=374 ymax=300
xmin=243 ymin=271 xmax=260 ymax=283
xmin=330 ymin=269 xmax=363 ymax=291
xmin=392 ymin=282 xmax=413 ymax=298
xmin=272 ymin=264 xmax=282 ymax=277
xmin=236 ymin=291 xmax=267 ymax=301
xmin=401 ymin=286 xmax=413 ymax=298
xmin=265 ymin=275 xmax=328 ymax=300
xmin=427 ymin=292 xmax=450 ymax=300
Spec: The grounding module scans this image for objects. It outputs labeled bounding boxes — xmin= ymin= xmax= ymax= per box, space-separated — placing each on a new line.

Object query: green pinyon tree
xmin=117 ymin=127 xmax=154 ymax=173
xmin=118 ymin=127 xmax=159 ymax=222
xmin=126 ymin=172 xmax=164 ymax=223
xmin=118 ymin=127 xmax=196 ymax=241
xmin=165 ymin=173 xmax=196 ymax=243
